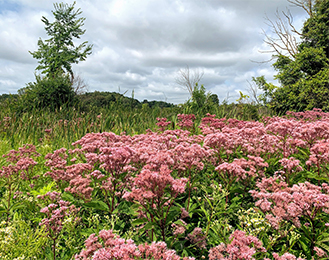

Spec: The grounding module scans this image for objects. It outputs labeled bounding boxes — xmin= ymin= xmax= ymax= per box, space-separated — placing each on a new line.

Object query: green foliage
xmin=0 ymin=94 xmax=18 ymax=104
xmin=22 ymin=1 xmax=91 ymax=112
xmin=236 ymin=91 xmax=250 ymax=103
xmin=251 ymin=76 xmax=277 ymax=106
xmin=29 ymin=1 xmax=92 ymax=78
xmin=209 ymin=94 xmax=219 ymax=106
xmin=272 ymin=67 xmax=329 ymax=113
xmin=301 ymin=0 xmax=329 ymax=58
xmin=76 ymin=91 xmax=176 ymax=112
xmin=184 ymin=83 xmax=218 ymax=115
xmin=0 ymin=218 xmax=47 ymax=259
xmin=258 ymin=0 xmax=329 ymax=114
xmin=18 ymin=73 xmax=76 ymax=111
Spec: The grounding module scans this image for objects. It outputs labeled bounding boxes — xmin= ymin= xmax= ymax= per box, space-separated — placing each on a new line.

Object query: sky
xmin=0 ymin=0 xmax=310 ymax=104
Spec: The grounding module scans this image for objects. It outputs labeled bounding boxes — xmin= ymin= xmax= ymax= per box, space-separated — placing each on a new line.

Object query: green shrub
xmin=18 ymin=74 xmax=76 ymax=112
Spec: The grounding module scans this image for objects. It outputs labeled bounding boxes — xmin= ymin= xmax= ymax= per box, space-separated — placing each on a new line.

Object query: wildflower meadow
xmin=1 ymin=109 xmax=329 ymax=259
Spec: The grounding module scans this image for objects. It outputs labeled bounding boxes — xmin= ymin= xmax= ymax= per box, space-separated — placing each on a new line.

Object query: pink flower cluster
xmin=44 ymin=127 xmax=214 ymax=212
xmin=35 ymin=109 xmax=329 ymax=258
xmin=215 ymin=156 xmax=268 ymax=187
xmin=199 ymin=113 xmax=227 ymax=133
xmin=279 ymin=157 xmax=302 ymax=174
xmin=76 ymin=229 xmax=195 ymax=260
xmin=0 ymin=144 xmax=40 ymax=182
xmin=156 ymin=117 xmax=171 ymax=132
xmin=250 ymin=178 xmax=329 ymax=228
xmin=3 ymin=144 xmax=40 ymax=163
xmin=265 ymin=252 xmax=305 ymax=260
xmin=278 ymin=157 xmax=302 ymax=185
xmin=186 ymin=227 xmax=207 ymax=249
xmin=123 ymin=165 xmax=187 ymax=205
xmin=286 ymin=108 xmax=329 ymax=121
xmin=171 ymin=219 xmax=187 ymax=235
xmin=306 ymin=140 xmax=329 ymax=171
xmin=208 ymin=230 xmax=266 ymax=260
xmin=177 ymin=114 xmax=196 ymax=130
xmin=38 ymin=192 xmax=80 ymax=237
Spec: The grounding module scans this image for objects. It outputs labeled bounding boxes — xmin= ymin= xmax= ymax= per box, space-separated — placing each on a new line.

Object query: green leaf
xmin=300 ymin=225 xmax=312 ymax=240
xmin=317 ymin=232 xmax=329 ymax=243
xmin=132 ymin=217 xmax=148 ymax=227
xmin=142 ymin=221 xmax=155 ymax=230
xmin=317 ymin=243 xmax=329 ymax=253
xmin=166 ymin=209 xmax=179 ymax=224
xmin=305 ymin=171 xmax=328 ymax=181
xmin=61 ymin=192 xmax=75 ymax=202
xmin=83 ymin=200 xmax=109 ymax=211
xmin=298 ymin=237 xmax=312 ymax=258
xmin=10 ymin=202 xmax=26 ymax=211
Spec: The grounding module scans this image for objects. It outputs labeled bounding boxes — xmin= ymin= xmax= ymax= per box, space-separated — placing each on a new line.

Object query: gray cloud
xmin=0 ymin=0 xmax=309 ymax=103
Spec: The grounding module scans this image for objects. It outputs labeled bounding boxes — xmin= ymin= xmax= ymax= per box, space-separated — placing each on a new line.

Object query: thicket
xmin=256 ymin=0 xmax=329 ymax=114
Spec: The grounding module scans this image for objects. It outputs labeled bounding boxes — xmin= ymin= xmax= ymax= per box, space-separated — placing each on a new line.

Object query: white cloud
xmin=0 ymin=0 xmax=310 ymax=103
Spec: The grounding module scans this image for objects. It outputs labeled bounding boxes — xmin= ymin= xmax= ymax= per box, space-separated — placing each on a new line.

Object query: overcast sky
xmin=0 ymin=0 xmax=309 ymax=104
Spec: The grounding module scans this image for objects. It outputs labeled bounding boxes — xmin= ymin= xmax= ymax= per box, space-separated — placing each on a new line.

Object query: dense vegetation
xmin=256 ymin=0 xmax=329 ymax=113
xmin=1 ymin=108 xmax=329 ymax=259
xmin=3 ymin=1 xmax=329 ymax=259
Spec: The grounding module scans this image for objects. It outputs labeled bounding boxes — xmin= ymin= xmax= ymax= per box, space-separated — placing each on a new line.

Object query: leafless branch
xmin=247 ymin=80 xmax=260 ymax=105
xmin=287 ymin=0 xmax=314 ymax=17
xmin=261 ymin=9 xmax=299 ymax=58
xmin=175 ymin=66 xmax=204 ymax=96
xmin=261 ymin=0 xmax=314 ymax=58
xmin=72 ymin=73 xmax=88 ymax=95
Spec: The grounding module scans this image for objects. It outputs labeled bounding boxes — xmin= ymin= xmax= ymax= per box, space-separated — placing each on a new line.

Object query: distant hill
xmin=78 ymin=91 xmax=176 ymax=109
xmin=0 ymin=93 xmax=19 ymax=103
xmin=0 ymin=91 xmax=176 ymax=110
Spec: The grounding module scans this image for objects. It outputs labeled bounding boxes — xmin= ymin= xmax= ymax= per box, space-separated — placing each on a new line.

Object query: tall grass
xmin=0 ymin=97 xmax=272 ymax=150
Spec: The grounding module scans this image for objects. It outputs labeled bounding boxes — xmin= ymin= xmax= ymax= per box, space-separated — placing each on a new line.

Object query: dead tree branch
xmin=175 ymin=66 xmax=204 ymax=96
xmin=261 ymin=9 xmax=299 ymax=58
xmin=287 ymin=0 xmax=314 ymax=17
xmin=261 ymin=0 xmax=314 ymax=58
xmin=72 ymin=73 xmax=88 ymax=95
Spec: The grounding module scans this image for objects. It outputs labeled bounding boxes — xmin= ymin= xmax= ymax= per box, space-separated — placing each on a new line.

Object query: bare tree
xmin=175 ymin=66 xmax=204 ymax=96
xmin=71 ymin=73 xmax=89 ymax=95
xmin=246 ymin=80 xmax=261 ymax=105
xmin=287 ymin=0 xmax=314 ymax=17
xmin=261 ymin=0 xmax=315 ymax=58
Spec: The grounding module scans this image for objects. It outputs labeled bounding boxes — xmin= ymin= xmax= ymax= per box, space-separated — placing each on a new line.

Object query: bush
xmin=18 ymin=74 xmax=76 ymax=112
xmin=184 ymin=84 xmax=218 ymax=115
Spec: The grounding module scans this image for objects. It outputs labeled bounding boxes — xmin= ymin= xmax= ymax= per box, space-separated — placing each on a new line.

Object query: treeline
xmin=78 ymin=91 xmax=175 ymax=109
xmin=0 ymin=91 xmax=176 ymax=110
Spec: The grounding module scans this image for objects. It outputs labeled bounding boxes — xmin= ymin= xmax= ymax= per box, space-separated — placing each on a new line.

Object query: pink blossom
xmin=39 ymin=193 xmax=79 ymax=238
xmin=209 ymin=230 xmax=266 ymax=260
xmin=156 ymin=117 xmax=171 ymax=132
xmin=251 ymin=178 xmax=329 ymax=229
xmin=272 ymin=252 xmax=306 ymax=260
xmin=124 ymin=165 xmax=187 ymax=204
xmin=76 ymin=229 xmax=192 ymax=260
xmin=0 ymin=144 xmax=40 ymax=183
xmin=186 ymin=227 xmax=207 ymax=249
xmin=180 ymin=207 xmax=189 ymax=219
xmin=172 ymin=219 xmax=187 ymax=235
xmin=177 ymin=114 xmax=196 ymax=130
xmin=314 ymin=246 xmax=327 ymax=258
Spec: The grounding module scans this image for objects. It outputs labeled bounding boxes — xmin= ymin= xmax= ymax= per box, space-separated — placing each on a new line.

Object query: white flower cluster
xmin=0 ymin=221 xmax=14 ymax=245
xmin=238 ymin=208 xmax=271 ymax=236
